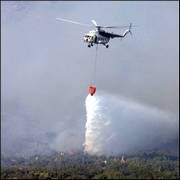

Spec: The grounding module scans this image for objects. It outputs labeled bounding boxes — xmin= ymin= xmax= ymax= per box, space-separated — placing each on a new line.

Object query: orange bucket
xmin=89 ymin=86 xmax=96 ymax=96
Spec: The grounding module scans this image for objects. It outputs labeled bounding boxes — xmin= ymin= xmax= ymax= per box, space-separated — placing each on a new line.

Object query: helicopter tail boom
xmin=121 ymin=23 xmax=132 ymax=37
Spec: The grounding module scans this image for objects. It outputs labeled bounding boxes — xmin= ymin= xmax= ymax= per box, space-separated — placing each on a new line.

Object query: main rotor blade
xmin=91 ymin=20 xmax=98 ymax=27
xmin=102 ymin=25 xmax=136 ymax=29
xmin=56 ymin=18 xmax=91 ymax=27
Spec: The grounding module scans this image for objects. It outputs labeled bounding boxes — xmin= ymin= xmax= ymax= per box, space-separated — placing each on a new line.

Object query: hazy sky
xmin=1 ymin=1 xmax=179 ymax=156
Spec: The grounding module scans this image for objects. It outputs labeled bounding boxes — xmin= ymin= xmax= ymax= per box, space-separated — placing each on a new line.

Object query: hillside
xmin=1 ymin=151 xmax=179 ymax=179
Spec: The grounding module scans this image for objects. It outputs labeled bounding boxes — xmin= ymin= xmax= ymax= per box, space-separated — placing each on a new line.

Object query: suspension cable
xmin=92 ymin=44 xmax=98 ymax=85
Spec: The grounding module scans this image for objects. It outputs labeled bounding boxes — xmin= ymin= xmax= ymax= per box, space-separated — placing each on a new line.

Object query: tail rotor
xmin=129 ymin=23 xmax=133 ymax=36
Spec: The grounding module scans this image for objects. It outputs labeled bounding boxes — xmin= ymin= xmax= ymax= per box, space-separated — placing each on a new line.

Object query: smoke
xmin=1 ymin=2 xmax=178 ymax=158
xmin=84 ymin=92 xmax=178 ymax=156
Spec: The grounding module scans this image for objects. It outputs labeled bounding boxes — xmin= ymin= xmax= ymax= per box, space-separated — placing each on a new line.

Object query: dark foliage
xmin=1 ymin=151 xmax=179 ymax=179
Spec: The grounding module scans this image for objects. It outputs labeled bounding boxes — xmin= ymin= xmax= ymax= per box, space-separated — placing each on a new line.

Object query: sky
xmin=1 ymin=1 xmax=179 ymax=157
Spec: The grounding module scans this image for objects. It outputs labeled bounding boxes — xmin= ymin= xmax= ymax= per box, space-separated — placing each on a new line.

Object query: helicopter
xmin=56 ymin=18 xmax=133 ymax=48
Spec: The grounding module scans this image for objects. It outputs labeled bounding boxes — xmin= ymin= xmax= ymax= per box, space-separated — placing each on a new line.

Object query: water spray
xmin=84 ymin=92 xmax=178 ymax=156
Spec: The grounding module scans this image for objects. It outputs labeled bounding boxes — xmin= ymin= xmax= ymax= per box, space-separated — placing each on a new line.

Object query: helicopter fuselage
xmin=56 ymin=18 xmax=132 ymax=48
xmin=83 ymin=30 xmax=110 ymax=47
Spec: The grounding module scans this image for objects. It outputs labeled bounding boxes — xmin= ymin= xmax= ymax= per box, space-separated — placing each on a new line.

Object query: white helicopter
xmin=56 ymin=18 xmax=133 ymax=48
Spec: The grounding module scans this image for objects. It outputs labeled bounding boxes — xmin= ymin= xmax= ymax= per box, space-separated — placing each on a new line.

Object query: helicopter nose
xmin=83 ymin=37 xmax=88 ymax=42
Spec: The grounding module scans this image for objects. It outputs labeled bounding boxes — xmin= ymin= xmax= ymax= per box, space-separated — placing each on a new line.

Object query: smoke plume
xmin=2 ymin=2 xmax=178 ymax=158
